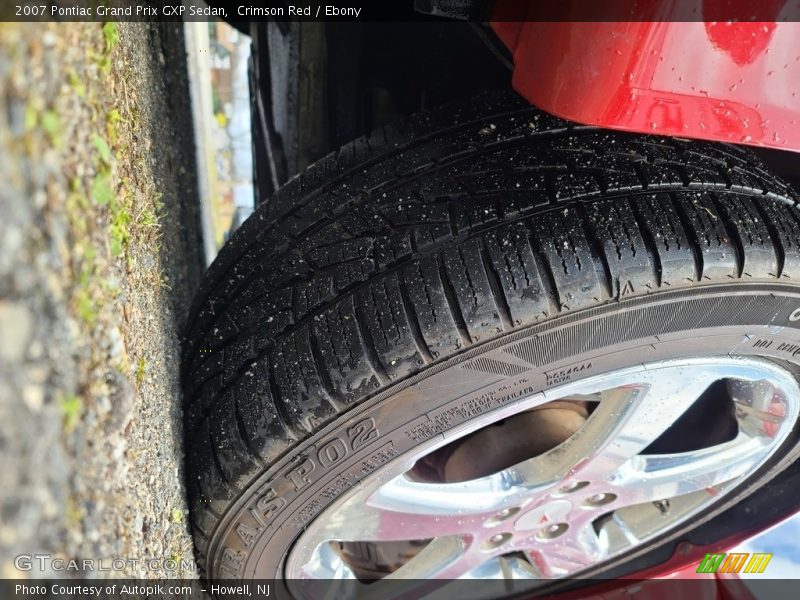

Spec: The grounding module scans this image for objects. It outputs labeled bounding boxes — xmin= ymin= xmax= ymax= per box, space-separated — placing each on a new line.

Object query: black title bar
xmin=3 ymin=0 xmax=800 ymax=23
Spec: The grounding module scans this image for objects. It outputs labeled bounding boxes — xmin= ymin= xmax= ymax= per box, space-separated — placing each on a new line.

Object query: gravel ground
xmin=0 ymin=22 xmax=204 ymax=578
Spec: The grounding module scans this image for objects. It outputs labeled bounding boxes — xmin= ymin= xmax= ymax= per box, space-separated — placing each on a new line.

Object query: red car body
xmin=492 ymin=7 xmax=800 ymax=152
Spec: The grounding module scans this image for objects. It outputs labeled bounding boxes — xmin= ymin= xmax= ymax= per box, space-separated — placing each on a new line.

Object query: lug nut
xmin=558 ymin=481 xmax=590 ymax=494
xmin=536 ymin=522 xmax=569 ymax=540
xmin=584 ymin=492 xmax=617 ymax=507
xmin=483 ymin=506 xmax=520 ymax=527
xmin=481 ymin=531 xmax=513 ymax=550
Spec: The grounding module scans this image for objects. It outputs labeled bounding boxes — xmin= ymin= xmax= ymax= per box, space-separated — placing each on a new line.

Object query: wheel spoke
xmin=534 ymin=365 xmax=723 ymax=485
xmin=305 ymin=474 xmax=519 ymax=543
xmin=609 ymin=432 xmax=766 ymax=502
xmin=606 ymin=367 xmax=795 ymax=503
xmin=385 ymin=536 xmax=480 ymax=579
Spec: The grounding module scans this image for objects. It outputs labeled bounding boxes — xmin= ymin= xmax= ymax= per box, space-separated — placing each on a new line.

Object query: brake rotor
xmin=439 ymin=400 xmax=589 ymax=482
xmin=339 ymin=400 xmax=589 ymax=579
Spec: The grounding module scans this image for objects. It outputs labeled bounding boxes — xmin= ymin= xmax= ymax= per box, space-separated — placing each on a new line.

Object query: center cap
xmin=514 ymin=499 xmax=573 ymax=531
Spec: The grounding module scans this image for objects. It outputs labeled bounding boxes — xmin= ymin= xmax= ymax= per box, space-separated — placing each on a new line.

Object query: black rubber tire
xmin=182 ymin=92 xmax=800 ymax=582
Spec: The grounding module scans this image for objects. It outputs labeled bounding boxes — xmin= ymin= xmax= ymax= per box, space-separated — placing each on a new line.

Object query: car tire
xmin=182 ymin=93 xmax=800 ymax=588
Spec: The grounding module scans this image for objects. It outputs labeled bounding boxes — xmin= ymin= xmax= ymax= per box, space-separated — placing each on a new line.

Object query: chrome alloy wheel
xmin=285 ymin=357 xmax=800 ymax=589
